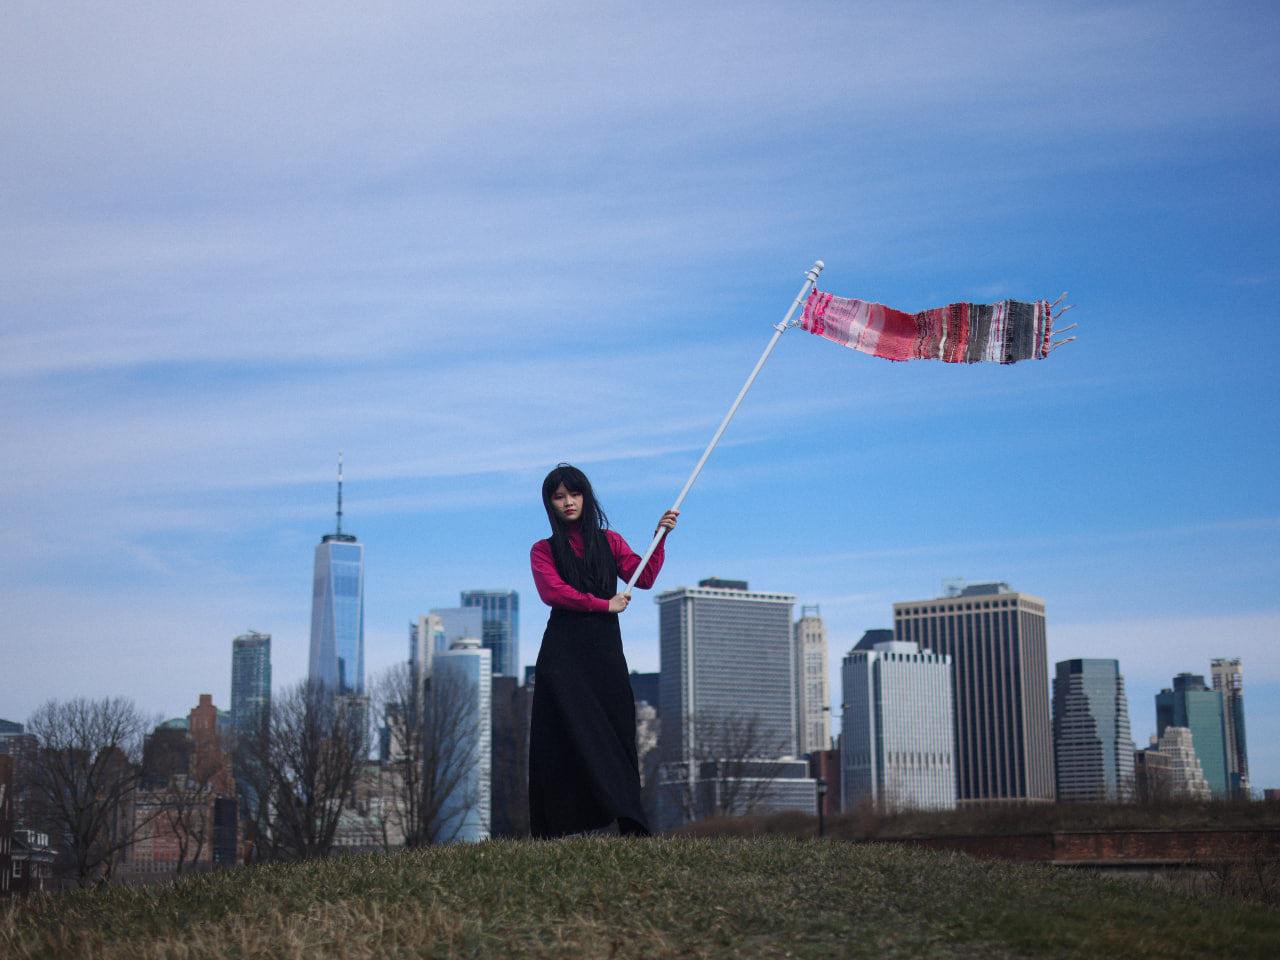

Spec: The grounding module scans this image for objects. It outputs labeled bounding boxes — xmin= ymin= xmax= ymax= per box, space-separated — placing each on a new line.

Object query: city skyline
xmin=3 ymin=3 xmax=1277 ymax=793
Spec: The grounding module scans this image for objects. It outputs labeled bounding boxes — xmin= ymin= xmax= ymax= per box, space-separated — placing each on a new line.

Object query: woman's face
xmin=550 ymin=483 xmax=584 ymax=523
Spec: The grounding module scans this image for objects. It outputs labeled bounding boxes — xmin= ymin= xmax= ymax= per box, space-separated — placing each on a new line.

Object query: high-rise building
xmin=893 ymin=581 xmax=1054 ymax=805
xmin=490 ymin=675 xmax=534 ymax=838
xmin=0 ymin=722 xmax=38 ymax=832
xmin=1052 ymin=659 xmax=1135 ymax=802
xmin=408 ymin=613 xmax=444 ymax=715
xmin=460 ymin=590 xmax=520 ymax=677
xmin=309 ymin=455 xmax=365 ymax=696
xmin=656 ymin=578 xmax=807 ymax=827
xmin=1137 ymin=727 xmax=1212 ymax=801
xmin=658 ymin=578 xmax=798 ymax=767
xmin=841 ymin=639 xmax=955 ymax=812
xmin=1210 ymin=658 xmax=1250 ymax=798
xmin=1156 ymin=673 xmax=1229 ymax=799
xmin=230 ymin=632 xmax=271 ymax=733
xmin=794 ymin=606 xmax=830 ymax=756
xmin=433 ymin=638 xmax=492 ymax=842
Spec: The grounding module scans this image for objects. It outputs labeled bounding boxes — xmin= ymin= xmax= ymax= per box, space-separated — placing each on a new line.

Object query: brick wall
xmin=894 ymin=829 xmax=1280 ymax=863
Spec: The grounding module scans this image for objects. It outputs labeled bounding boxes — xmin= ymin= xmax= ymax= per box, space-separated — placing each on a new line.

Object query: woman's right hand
xmin=608 ymin=592 xmax=631 ymax=613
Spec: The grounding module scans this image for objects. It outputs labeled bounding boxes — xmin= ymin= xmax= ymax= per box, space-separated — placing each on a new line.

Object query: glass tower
xmin=433 ymin=639 xmax=492 ymax=842
xmin=309 ymin=456 xmax=365 ymax=696
xmin=1052 ymin=658 xmax=1136 ymax=802
xmin=1156 ymin=673 xmax=1228 ymax=799
xmin=460 ymin=590 xmax=520 ymax=678
xmin=230 ymin=631 xmax=272 ymax=732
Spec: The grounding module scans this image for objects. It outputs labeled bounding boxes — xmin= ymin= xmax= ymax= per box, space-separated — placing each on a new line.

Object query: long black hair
xmin=541 ymin=463 xmax=616 ymax=599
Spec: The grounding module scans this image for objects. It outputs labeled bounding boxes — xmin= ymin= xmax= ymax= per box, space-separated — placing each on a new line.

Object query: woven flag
xmin=799 ymin=289 xmax=1071 ymax=364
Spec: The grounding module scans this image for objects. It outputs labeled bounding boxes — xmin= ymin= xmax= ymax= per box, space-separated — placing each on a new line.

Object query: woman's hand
xmin=657 ymin=509 xmax=680 ymax=533
xmin=608 ymin=592 xmax=632 ymax=613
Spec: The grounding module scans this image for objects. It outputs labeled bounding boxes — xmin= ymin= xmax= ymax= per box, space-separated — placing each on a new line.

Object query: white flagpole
xmin=624 ymin=259 xmax=825 ymax=594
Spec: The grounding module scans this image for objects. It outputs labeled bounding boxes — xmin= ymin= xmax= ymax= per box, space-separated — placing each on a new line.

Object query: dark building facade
xmin=461 ymin=590 xmax=520 ymax=678
xmin=894 ymin=582 xmax=1054 ymax=805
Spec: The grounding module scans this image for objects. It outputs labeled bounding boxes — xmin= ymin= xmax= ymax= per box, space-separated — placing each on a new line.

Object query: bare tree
xmin=240 ymin=680 xmax=371 ymax=861
xmin=370 ymin=662 xmax=426 ymax=848
xmin=164 ymin=748 xmax=229 ymax=874
xmin=25 ymin=697 xmax=156 ymax=886
xmin=136 ymin=723 xmax=234 ymax=875
xmin=666 ymin=709 xmax=788 ymax=824
xmin=371 ymin=662 xmax=482 ymax=846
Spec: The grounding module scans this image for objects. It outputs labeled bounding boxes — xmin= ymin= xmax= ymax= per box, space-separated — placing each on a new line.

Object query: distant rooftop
xmin=698 ymin=577 xmax=748 ymax=591
xmin=854 ymin=629 xmax=895 ymax=651
xmin=957 ymin=581 xmax=1011 ymax=597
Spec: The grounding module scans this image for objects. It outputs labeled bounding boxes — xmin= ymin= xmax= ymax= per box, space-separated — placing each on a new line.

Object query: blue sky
xmin=3 ymin=1 xmax=1277 ymax=792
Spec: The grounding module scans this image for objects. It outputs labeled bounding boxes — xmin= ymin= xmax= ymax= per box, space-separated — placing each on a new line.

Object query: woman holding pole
xmin=528 ymin=463 xmax=678 ymax=837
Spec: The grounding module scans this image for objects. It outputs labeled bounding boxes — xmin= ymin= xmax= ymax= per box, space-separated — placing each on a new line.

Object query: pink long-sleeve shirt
xmin=530 ymin=526 xmax=666 ymax=612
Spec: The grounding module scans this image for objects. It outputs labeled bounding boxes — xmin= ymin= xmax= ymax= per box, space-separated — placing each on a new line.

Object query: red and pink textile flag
xmin=800 ymin=289 xmax=1066 ymax=364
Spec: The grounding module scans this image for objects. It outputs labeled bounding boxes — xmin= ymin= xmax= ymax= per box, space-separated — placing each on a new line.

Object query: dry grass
xmin=4 ymin=836 xmax=1279 ymax=959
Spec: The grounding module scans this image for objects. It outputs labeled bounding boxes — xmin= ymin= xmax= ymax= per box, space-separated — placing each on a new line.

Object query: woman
xmin=528 ymin=463 xmax=678 ymax=837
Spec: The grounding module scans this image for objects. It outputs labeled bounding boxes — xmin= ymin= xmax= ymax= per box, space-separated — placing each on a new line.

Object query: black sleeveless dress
xmin=528 ymin=543 xmax=650 ymax=838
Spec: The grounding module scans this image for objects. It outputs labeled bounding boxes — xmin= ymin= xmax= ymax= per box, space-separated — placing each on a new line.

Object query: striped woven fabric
xmin=799 ymin=289 xmax=1061 ymax=364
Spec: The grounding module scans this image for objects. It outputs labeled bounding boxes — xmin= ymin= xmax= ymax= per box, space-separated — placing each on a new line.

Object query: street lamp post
xmin=816 ymin=776 xmax=828 ymax=838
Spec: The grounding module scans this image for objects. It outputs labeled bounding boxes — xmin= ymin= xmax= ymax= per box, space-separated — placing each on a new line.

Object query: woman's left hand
xmin=658 ymin=509 xmax=679 ymax=532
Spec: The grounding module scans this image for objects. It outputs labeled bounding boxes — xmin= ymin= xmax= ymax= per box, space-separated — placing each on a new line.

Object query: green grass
xmin=4 ymin=837 xmax=1278 ymax=959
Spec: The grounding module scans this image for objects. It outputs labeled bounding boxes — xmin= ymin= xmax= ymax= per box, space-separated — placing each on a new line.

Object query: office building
xmin=853 ymin=628 xmax=895 ymax=651
xmin=658 ymin=578 xmax=797 ymax=766
xmin=408 ymin=613 xmax=445 ymax=714
xmin=0 ymin=721 xmax=37 ymax=829
xmin=0 ymin=756 xmax=54 ymax=900
xmin=1156 ymin=673 xmax=1229 ymax=799
xmin=429 ymin=607 xmax=483 ymax=655
xmin=461 ymin=590 xmax=520 ymax=677
xmin=490 ymin=676 xmax=534 ymax=838
xmin=794 ymin=606 xmax=830 ymax=755
xmin=1210 ymin=658 xmax=1250 ymax=798
xmin=1052 ymin=659 xmax=1136 ymax=802
xmin=893 ymin=581 xmax=1054 ymax=804
xmin=1137 ymin=727 xmax=1212 ymax=801
xmin=309 ymin=455 xmax=365 ymax=696
xmin=230 ymin=632 xmax=271 ymax=733
xmin=629 ymin=671 xmax=660 ymax=711
xmin=842 ymin=639 xmax=955 ymax=812
xmin=433 ymin=638 xmax=492 ymax=842
xmin=656 ymin=578 xmax=799 ymax=827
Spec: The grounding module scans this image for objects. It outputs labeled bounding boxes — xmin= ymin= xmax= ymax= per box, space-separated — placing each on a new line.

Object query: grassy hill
xmin=4 ymin=836 xmax=1278 ymax=959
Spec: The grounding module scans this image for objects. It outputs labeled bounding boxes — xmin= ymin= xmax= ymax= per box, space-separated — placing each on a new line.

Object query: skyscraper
xmin=1052 ymin=659 xmax=1135 ymax=802
xmin=309 ymin=455 xmax=365 ymax=696
xmin=657 ymin=577 xmax=798 ymax=768
xmin=1210 ymin=658 xmax=1250 ymax=798
xmin=1156 ymin=673 xmax=1229 ymax=799
xmin=841 ymin=639 xmax=955 ymax=812
xmin=893 ymin=581 xmax=1055 ymax=804
xmin=460 ymin=590 xmax=520 ymax=677
xmin=1137 ymin=727 xmax=1212 ymax=801
xmin=230 ymin=632 xmax=271 ymax=733
xmin=794 ymin=606 xmax=830 ymax=756
xmin=433 ymin=638 xmax=492 ymax=842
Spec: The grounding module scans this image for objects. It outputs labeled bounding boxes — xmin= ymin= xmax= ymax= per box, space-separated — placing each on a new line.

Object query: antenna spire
xmin=336 ymin=451 xmax=344 ymax=536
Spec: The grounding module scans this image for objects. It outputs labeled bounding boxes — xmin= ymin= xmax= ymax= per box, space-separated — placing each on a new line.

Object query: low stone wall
xmin=892 ymin=829 xmax=1280 ymax=865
